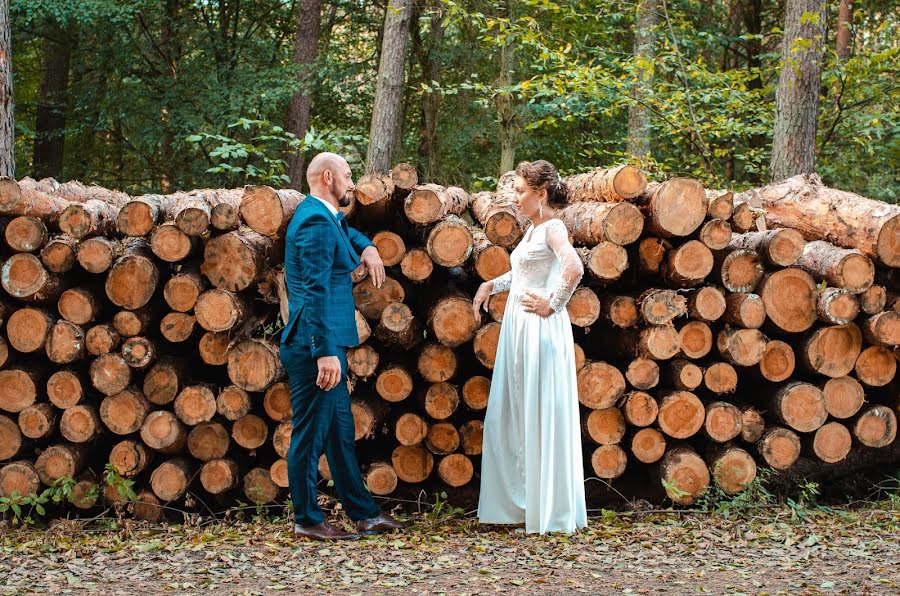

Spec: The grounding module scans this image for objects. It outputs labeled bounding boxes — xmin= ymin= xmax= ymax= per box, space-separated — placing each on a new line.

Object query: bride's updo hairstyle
xmin=515 ymin=160 xmax=571 ymax=209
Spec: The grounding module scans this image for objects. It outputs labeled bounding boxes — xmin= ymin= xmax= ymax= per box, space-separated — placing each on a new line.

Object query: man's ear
xmin=322 ymin=169 xmax=332 ymax=186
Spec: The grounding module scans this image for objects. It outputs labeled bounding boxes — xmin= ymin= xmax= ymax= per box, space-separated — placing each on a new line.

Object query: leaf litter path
xmin=1 ymin=506 xmax=898 ymax=595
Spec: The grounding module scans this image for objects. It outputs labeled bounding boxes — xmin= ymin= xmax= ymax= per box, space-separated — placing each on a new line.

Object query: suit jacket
xmin=281 ymin=196 xmax=373 ymax=358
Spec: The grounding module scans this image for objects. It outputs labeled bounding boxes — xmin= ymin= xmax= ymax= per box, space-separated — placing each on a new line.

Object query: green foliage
xmin=425 ymin=491 xmax=467 ymax=520
xmin=104 ymin=463 xmax=138 ymax=502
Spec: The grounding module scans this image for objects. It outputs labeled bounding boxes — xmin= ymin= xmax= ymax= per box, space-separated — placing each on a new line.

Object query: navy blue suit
xmin=280 ymin=196 xmax=380 ymax=526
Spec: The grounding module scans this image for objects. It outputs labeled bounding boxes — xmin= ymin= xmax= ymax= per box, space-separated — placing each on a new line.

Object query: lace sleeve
xmin=545 ymin=220 xmax=584 ymax=313
xmin=490 ymin=271 xmax=512 ymax=295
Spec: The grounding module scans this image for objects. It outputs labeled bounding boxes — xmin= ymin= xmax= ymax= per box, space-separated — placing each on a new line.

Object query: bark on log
xmin=861 ymin=311 xmax=900 ymax=347
xmin=558 ymin=201 xmax=644 ymax=246
xmin=105 ymin=239 xmax=159 ymax=309
xmin=565 ymin=165 xmax=648 ymax=202
xmin=470 ymin=190 xmax=524 ymax=248
xmin=40 ymin=235 xmax=78 ymax=273
xmin=717 ymin=249 xmax=764 ymax=293
xmin=727 ymin=229 xmax=806 ymax=267
xmin=852 ymin=405 xmax=897 ymax=448
xmin=2 ymin=253 xmax=64 ymax=301
xmin=404 ymin=184 xmax=470 ymax=225
xmin=638 ymin=178 xmax=707 ymax=238
xmin=201 ymin=229 xmax=275 ymax=292
xmin=5 ymin=216 xmax=47 ymax=252
xmin=116 ymin=194 xmax=177 ymax=237
xmin=816 ymin=287 xmax=859 ymax=325
xmin=796 ymin=240 xmax=875 ymax=294
xmin=799 ymin=323 xmax=862 ymax=378
xmin=375 ymin=302 xmax=423 ymax=348
xmin=240 ymin=186 xmax=303 ymax=237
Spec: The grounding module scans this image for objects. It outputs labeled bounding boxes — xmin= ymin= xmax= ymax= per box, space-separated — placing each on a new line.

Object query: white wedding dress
xmin=477 ymin=218 xmax=588 ymax=534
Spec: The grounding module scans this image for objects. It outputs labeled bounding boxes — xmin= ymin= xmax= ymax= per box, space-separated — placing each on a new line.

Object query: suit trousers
xmin=280 ymin=341 xmax=380 ymax=526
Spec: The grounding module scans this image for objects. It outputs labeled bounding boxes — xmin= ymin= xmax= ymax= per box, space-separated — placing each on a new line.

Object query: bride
xmin=473 ymin=159 xmax=588 ymax=534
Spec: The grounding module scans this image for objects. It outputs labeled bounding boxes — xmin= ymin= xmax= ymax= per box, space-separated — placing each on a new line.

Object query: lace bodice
xmin=490 ymin=219 xmax=584 ymax=313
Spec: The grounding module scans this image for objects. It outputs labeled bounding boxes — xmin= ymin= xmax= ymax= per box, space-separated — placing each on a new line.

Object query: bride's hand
xmin=522 ymin=291 xmax=553 ymax=317
xmin=472 ymin=281 xmax=493 ymax=322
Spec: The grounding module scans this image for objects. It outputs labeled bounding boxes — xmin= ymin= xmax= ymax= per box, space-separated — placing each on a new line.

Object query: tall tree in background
xmin=0 ymin=0 xmax=12 ymax=176
xmin=286 ymin=0 xmax=321 ymax=190
xmin=366 ymin=0 xmax=413 ymax=174
xmin=496 ymin=0 xmax=517 ymax=176
xmin=836 ymin=0 xmax=852 ymax=60
xmin=412 ymin=0 xmax=443 ymax=182
xmin=770 ymin=0 xmax=826 ymax=181
xmin=33 ymin=27 xmax=72 ymax=179
xmin=627 ymin=0 xmax=657 ymax=161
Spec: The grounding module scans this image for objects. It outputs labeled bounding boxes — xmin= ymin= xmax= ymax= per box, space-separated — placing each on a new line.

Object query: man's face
xmin=330 ymin=161 xmax=355 ymax=207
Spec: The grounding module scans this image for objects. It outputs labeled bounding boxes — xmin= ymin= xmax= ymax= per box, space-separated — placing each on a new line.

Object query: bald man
xmin=280 ymin=153 xmax=408 ymax=540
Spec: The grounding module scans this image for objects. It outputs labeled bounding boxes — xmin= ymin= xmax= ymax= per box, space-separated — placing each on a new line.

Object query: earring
xmin=539 ymin=202 xmax=543 ymax=218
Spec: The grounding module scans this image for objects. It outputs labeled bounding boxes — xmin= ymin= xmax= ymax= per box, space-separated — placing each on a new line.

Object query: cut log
xmin=187 ymin=422 xmax=230 ymax=461
xmin=558 ymin=201 xmax=644 ymax=246
xmin=429 ymin=294 xmax=480 ymax=348
xmin=718 ymin=249 xmax=764 ymax=293
xmin=730 ymin=199 xmax=765 ymax=233
xmin=799 ymin=323 xmax=862 ymax=378
xmin=717 ymin=327 xmax=767 ymax=366
xmin=425 ymin=422 xmax=460 ymax=455
xmin=630 ymin=428 xmax=666 ymax=464
xmin=740 ymin=407 xmax=766 ymax=443
xmin=140 ymin=411 xmax=188 ymax=455
xmin=100 ymin=387 xmax=150 ymax=435
xmin=57 ymin=287 xmax=101 ymax=325
xmin=363 ymin=462 xmax=398 ymax=495
xmin=40 ymin=235 xmax=78 ymax=273
xmin=471 ymin=229 xmax=511 ymax=282
xmin=89 ymin=353 xmax=131 ymax=396
xmin=59 ymin=405 xmax=102 ymax=443
xmin=34 ymin=444 xmax=85 ymax=486
xmin=579 ymin=242 xmax=629 ymax=283
xmin=0 ymin=460 xmax=40 ymax=498
xmin=657 ymin=391 xmax=705 ymax=439
xmin=17 ymin=403 xmax=57 ymax=439
xmin=707 ymin=445 xmax=757 ymax=494
xmin=0 ymin=367 xmax=44 ymax=413
xmin=696 ymin=219 xmax=732 ymax=251
xmin=602 ymin=294 xmax=639 ymax=328
xmin=371 ymin=230 xmax=407 ymax=267
xmin=133 ymin=490 xmax=165 ymax=522
xmin=565 ymin=165 xmax=647 ymax=202
xmin=112 ymin=308 xmax=153 ymax=338
xmin=391 ymin=163 xmax=418 ymax=191
xmin=6 ymin=307 xmax=54 ymax=353
xmin=745 ymin=174 xmax=900 ymax=267
xmin=822 ymin=376 xmax=865 ymax=419
xmin=395 ymin=412 xmax=429 ymax=446
xmin=422 ymin=383 xmax=460 ymax=420
xmin=459 ymin=420 xmax=484 ymax=455
xmin=861 ymin=311 xmax=900 ymax=347
xmin=353 ymin=275 xmax=405 ymax=320
xmin=121 ymin=336 xmax=156 ymax=369
xmin=703 ymin=362 xmax=738 ymax=394
xmin=351 ymin=397 xmax=387 ymax=440
xmin=852 ymin=405 xmax=897 ymax=448
xmin=816 ymin=287 xmax=859 ymax=325
xmin=706 ymin=190 xmax=735 ymax=220
xmin=376 ymin=302 xmax=423 ymax=348
xmin=404 ymin=184 xmax=470 ymax=225
xmin=678 ymin=321 xmax=713 ymax=360
xmin=391 ymin=445 xmax=434 ymax=483
xmin=174 ymin=384 xmax=217 ymax=426
xmin=227 ymin=339 xmax=283 ymax=392
xmin=399 ymin=248 xmax=433 ymax=282
xmin=771 ymin=382 xmax=827 ymax=433
xmin=347 ymin=344 xmax=379 ymax=378
xmin=621 ymin=391 xmax=658 ymax=427
xmin=669 ymin=359 xmax=703 ymax=391
xmin=854 ymin=346 xmax=897 ymax=387
xmin=205 ymin=189 xmax=246 ymax=232
xmin=116 ymin=193 xmax=177 ymax=237
xmin=638 ymin=178 xmax=707 ymax=238
xmin=150 ymin=222 xmax=196 ymax=262
xmin=662 ymin=240 xmax=713 ymax=288
xmin=567 ymin=287 xmax=601 ymax=328
xmin=163 ymin=269 xmax=205 ymax=312
xmin=590 ymin=445 xmax=628 ymax=479
xmin=232 ymin=414 xmax=269 ymax=450
xmin=85 ymin=323 xmax=120 ymax=355
xmin=272 ymin=421 xmax=291 ymax=458
xmin=5 ymin=216 xmax=47 ymax=252
xmin=462 ymin=376 xmax=491 ymax=411
xmin=625 ymin=358 xmax=660 ymax=391
xmin=582 ymin=407 xmax=626 ymax=445
xmin=376 ymin=366 xmax=414 ymax=403
xmin=198 ymin=331 xmax=230 ymax=365
xmin=0 ymin=336 xmax=7 ymax=369
xmin=426 ymin=215 xmax=474 ymax=267
xmin=76 ymin=236 xmax=117 ymax=273
xmin=728 ymin=229 xmax=805 ymax=267
xmin=150 ymin=457 xmax=194 ymax=501
xmin=109 ymin=439 xmax=152 ymax=477
xmin=704 ymin=401 xmax=742 ymax=442
xmin=58 ymin=199 xmax=119 ymax=239
xmin=195 ymin=289 xmax=251 ymax=333
xmin=172 ymin=193 xmax=212 ymax=236
xmin=200 ymin=459 xmax=240 ymax=495
xmin=0 ymin=416 xmax=22 ymax=460
xmin=757 ymin=268 xmax=818 ymax=333
xmin=577 ymin=361 xmax=626 ymax=409
xmin=160 ymin=312 xmax=197 ymax=343
xmin=639 ymin=289 xmax=687 ymax=325
xmin=796 ymin=240 xmax=874 ymax=294
xmin=757 ymin=427 xmax=802 ymax=470
xmin=239 ymin=186 xmax=303 ymax=237
xmin=46 ymin=370 xmax=83 ymax=409
xmin=70 ymin=475 xmax=99 ymax=509
xmin=0 ymin=178 xmax=72 ymax=220
xmin=488 ymin=290 xmax=509 ymax=323
xmin=758 ymin=340 xmax=796 ymax=382
xmin=201 ymin=229 xmax=275 ymax=292
xmin=658 ymin=447 xmax=710 ymax=505
xmin=1 ymin=253 xmax=64 ymax=301
xmin=438 ymin=454 xmax=474 ymax=487
xmin=637 ymin=237 xmax=670 ymax=274
xmin=263 ymin=382 xmax=292 ymax=422
xmin=809 ymin=422 xmax=852 ymax=463
xmin=724 ymin=293 xmax=766 ymax=329
xmin=217 ymin=385 xmax=252 ymax=421
xmin=105 ymin=239 xmax=159 ymax=309
xmin=858 ymin=285 xmax=887 ymax=316
xmin=625 ymin=325 xmax=681 ymax=360
xmin=686 ymin=286 xmax=726 ymax=323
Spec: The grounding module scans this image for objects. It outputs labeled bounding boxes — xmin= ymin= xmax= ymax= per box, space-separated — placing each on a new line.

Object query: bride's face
xmin=513 ymin=175 xmax=546 ymax=219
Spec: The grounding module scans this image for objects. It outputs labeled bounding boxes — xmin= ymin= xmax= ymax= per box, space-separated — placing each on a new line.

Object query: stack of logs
xmin=0 ymin=165 xmax=897 ymax=519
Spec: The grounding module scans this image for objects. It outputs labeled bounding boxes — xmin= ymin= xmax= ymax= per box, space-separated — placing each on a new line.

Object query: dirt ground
xmin=1 ymin=504 xmax=898 ymax=595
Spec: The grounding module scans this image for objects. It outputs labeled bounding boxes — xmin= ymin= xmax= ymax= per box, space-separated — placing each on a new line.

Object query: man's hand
xmin=472 ymin=281 xmax=493 ymax=323
xmin=360 ymin=246 xmax=385 ymax=289
xmin=316 ymin=356 xmax=342 ymax=391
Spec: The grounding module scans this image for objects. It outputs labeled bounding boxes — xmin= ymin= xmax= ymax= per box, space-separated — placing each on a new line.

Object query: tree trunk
xmin=627 ymin=0 xmax=657 ymax=159
xmin=769 ymin=0 xmax=827 ymax=181
xmin=412 ymin=0 xmax=443 ymax=181
xmin=33 ymin=34 xmax=72 ymax=180
xmin=496 ymin=0 xmax=517 ymax=176
xmin=286 ymin=0 xmax=322 ymax=190
xmin=366 ymin=0 xmax=413 ymax=174
xmin=0 ymin=0 xmax=12 ymax=177
xmin=835 ymin=0 xmax=852 ymax=60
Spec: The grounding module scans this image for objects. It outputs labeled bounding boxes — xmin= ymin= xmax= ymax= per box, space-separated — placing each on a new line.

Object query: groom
xmin=281 ymin=152 xmax=408 ymax=540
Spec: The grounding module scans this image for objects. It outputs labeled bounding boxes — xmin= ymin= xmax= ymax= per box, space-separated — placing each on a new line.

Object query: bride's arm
xmin=489 ymin=271 xmax=513 ymax=295
xmin=545 ymin=220 xmax=584 ymax=313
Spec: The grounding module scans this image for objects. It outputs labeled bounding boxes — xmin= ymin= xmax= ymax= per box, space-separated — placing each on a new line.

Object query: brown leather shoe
xmin=356 ymin=512 xmax=411 ymax=536
xmin=293 ymin=521 xmax=359 ymax=541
